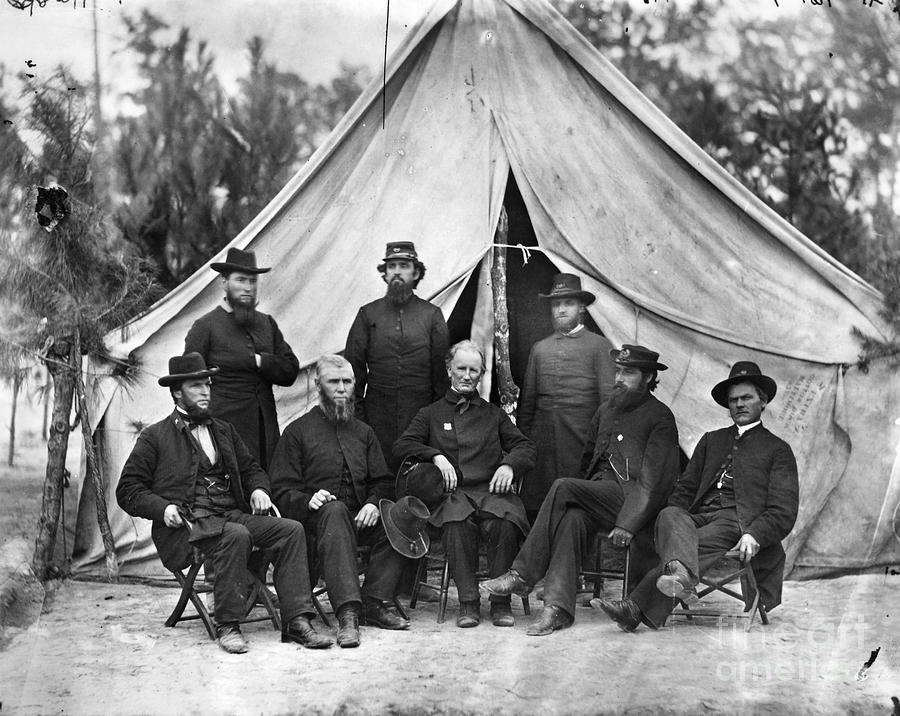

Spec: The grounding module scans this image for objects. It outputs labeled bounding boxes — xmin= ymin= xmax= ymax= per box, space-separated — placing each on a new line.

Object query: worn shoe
xmin=336 ymin=603 xmax=361 ymax=648
xmin=216 ymin=623 xmax=248 ymax=654
xmin=591 ymin=597 xmax=643 ymax=633
xmin=456 ymin=600 xmax=481 ymax=628
xmin=526 ymin=605 xmax=573 ymax=636
xmin=361 ymin=600 xmax=410 ymax=630
xmin=490 ymin=601 xmax=515 ymax=627
xmin=281 ymin=616 xmax=334 ymax=649
xmin=655 ymin=560 xmax=697 ymax=599
xmin=481 ymin=570 xmax=532 ymax=598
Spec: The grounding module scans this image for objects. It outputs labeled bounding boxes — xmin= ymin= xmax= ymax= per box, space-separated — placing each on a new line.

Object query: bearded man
xmin=185 ymin=248 xmax=299 ymax=470
xmin=517 ymin=273 xmax=617 ymax=513
xmin=116 ymin=353 xmax=332 ymax=654
xmin=482 ymin=345 xmax=680 ymax=636
xmin=269 ymin=355 xmax=411 ymax=647
xmin=344 ymin=242 xmax=449 ymax=473
xmin=394 ymin=340 xmax=536 ymax=629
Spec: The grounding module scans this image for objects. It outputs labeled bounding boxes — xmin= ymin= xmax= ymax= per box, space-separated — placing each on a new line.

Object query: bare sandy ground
xmin=1 ymin=571 xmax=897 ymax=716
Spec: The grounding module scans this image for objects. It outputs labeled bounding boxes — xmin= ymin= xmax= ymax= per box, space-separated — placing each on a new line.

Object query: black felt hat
xmin=158 ymin=352 xmax=219 ymax=387
xmin=538 ymin=273 xmax=596 ymax=306
xmin=379 ymin=496 xmax=431 ymax=559
xmin=210 ymin=248 xmax=271 ymax=274
xmin=395 ymin=458 xmax=444 ymax=511
xmin=711 ymin=361 xmax=778 ymax=408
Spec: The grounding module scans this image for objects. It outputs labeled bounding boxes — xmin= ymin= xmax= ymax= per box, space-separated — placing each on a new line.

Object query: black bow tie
xmin=179 ymin=412 xmax=211 ymax=429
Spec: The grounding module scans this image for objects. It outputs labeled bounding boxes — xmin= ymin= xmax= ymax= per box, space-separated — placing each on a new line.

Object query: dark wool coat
xmin=517 ymin=329 xmax=616 ymax=510
xmin=344 ymin=295 xmax=449 ymax=470
xmin=579 ymin=391 xmax=681 ymax=535
xmin=668 ymin=423 xmax=799 ymax=610
xmin=268 ymin=406 xmax=394 ymax=524
xmin=116 ymin=410 xmax=270 ymax=570
xmin=392 ymin=391 xmax=536 ymax=534
xmin=185 ymin=305 xmax=299 ymax=468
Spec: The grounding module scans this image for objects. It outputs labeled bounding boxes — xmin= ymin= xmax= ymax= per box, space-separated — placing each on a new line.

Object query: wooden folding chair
xmin=581 ymin=534 xmax=632 ymax=601
xmin=669 ymin=549 xmax=769 ymax=632
xmin=408 ymin=543 xmax=531 ymax=624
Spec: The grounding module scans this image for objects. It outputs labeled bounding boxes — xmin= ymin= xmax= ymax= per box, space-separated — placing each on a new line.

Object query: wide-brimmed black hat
xmin=610 ymin=344 xmax=668 ymax=372
xmin=395 ymin=458 xmax=444 ymax=511
xmin=711 ymin=361 xmax=777 ymax=408
xmin=379 ymin=496 xmax=431 ymax=559
xmin=381 ymin=241 xmax=419 ymax=263
xmin=538 ymin=273 xmax=596 ymax=306
xmin=158 ymin=352 xmax=219 ymax=387
xmin=210 ymin=248 xmax=271 ymax=275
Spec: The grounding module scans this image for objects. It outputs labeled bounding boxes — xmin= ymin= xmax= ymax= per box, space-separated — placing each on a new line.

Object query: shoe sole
xmin=281 ymin=633 xmax=334 ymax=649
xmin=492 ymin=618 xmax=515 ymax=627
xmin=359 ymin=617 xmax=410 ymax=630
xmin=655 ymin=574 xmax=692 ymax=599
xmin=457 ymin=619 xmax=480 ymax=628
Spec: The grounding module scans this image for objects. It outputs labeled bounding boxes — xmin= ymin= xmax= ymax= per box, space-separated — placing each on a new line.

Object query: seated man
xmin=269 ymin=354 xmax=410 ymax=648
xmin=116 ymin=353 xmax=332 ymax=654
xmin=596 ymin=361 xmax=799 ymax=632
xmin=483 ymin=345 xmax=680 ymax=636
xmin=393 ymin=340 xmax=536 ymax=628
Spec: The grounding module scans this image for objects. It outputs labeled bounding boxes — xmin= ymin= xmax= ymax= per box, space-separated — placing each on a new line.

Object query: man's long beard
xmin=181 ymin=396 xmax=211 ymax=422
xmin=607 ymin=382 xmax=648 ymax=413
xmin=386 ymin=278 xmax=413 ymax=306
xmin=225 ymin=293 xmax=258 ymax=329
xmin=320 ymin=390 xmax=355 ymax=424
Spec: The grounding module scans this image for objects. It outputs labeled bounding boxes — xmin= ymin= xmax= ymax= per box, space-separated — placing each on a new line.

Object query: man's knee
xmin=549 ymin=477 xmax=580 ymax=499
xmin=217 ymin=523 xmax=252 ymax=553
xmin=657 ymin=505 xmax=690 ymax=528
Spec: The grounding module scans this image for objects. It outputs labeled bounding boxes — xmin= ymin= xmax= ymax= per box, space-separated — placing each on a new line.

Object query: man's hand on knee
xmin=163 ymin=504 xmax=183 ymax=528
xmin=433 ymin=455 xmax=458 ymax=492
xmin=309 ymin=489 xmax=336 ymax=511
xmin=607 ymin=526 xmax=633 ymax=548
xmin=733 ymin=533 xmax=760 ymax=562
xmin=250 ymin=489 xmax=272 ymax=514
xmin=489 ymin=464 xmax=514 ymax=494
xmin=354 ymin=503 xmax=379 ymax=529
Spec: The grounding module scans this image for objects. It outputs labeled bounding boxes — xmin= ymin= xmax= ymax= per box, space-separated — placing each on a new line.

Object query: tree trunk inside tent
xmin=8 ymin=371 xmax=21 ymax=467
xmin=74 ymin=335 xmax=119 ymax=581
xmin=491 ymin=207 xmax=519 ymax=417
xmin=32 ymin=341 xmax=76 ymax=580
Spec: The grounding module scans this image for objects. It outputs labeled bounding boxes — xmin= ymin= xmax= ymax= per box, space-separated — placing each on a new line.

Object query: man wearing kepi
xmin=116 ymin=353 xmax=332 ymax=654
xmin=394 ymin=340 xmax=536 ymax=629
xmin=517 ymin=273 xmax=616 ymax=513
xmin=595 ymin=362 xmax=799 ymax=632
xmin=269 ymin=355 xmax=413 ymax=648
xmin=185 ymin=247 xmax=299 ymax=470
xmin=345 ymin=241 xmax=449 ymax=473
xmin=482 ymin=345 xmax=679 ymax=636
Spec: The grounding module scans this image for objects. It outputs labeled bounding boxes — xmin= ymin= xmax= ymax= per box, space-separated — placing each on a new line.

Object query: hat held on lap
xmin=158 ymin=352 xmax=219 ymax=387
xmin=379 ymin=496 xmax=431 ymax=559
xmin=395 ymin=458 xmax=444 ymax=511
xmin=711 ymin=361 xmax=777 ymax=407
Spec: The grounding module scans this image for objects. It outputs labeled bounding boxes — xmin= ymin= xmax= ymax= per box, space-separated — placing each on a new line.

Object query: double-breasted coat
xmin=185 ymin=305 xmax=299 ymax=468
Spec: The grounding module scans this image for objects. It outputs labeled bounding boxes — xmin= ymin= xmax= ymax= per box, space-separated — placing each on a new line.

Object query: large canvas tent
xmin=70 ymin=0 xmax=900 ymax=578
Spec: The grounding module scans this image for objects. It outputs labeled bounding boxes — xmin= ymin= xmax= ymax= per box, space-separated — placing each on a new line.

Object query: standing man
xmin=394 ymin=340 xmax=536 ymax=629
xmin=517 ymin=273 xmax=617 ymax=513
xmin=345 ymin=241 xmax=449 ymax=473
xmin=116 ymin=353 xmax=332 ymax=654
xmin=482 ymin=345 xmax=679 ymax=636
xmin=269 ymin=355 xmax=413 ymax=648
xmin=595 ymin=362 xmax=799 ymax=632
xmin=185 ymin=247 xmax=299 ymax=470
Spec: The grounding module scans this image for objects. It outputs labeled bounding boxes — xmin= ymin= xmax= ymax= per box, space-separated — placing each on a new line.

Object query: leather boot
xmin=281 ymin=616 xmax=334 ymax=649
xmin=336 ymin=603 xmax=361 ymax=648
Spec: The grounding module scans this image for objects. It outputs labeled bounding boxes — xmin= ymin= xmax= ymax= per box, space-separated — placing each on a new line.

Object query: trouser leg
xmin=307 ymin=501 xmax=361 ymax=612
xmin=230 ymin=512 xmax=316 ymax=623
xmin=512 ymin=478 xmax=623 ymax=585
xmin=442 ymin=517 xmax=480 ymax=603
xmin=480 ymin=515 xmax=519 ymax=605
xmin=541 ymin=507 xmax=609 ymax=619
xmin=196 ymin=522 xmax=253 ymax=625
xmin=359 ymin=521 xmax=407 ymax=603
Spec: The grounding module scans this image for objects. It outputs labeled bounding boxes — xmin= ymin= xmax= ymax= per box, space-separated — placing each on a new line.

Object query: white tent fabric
xmin=70 ymin=0 xmax=900 ymax=577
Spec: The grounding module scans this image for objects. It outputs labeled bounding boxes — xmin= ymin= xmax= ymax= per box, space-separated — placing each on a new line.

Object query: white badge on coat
xmin=443 ymin=422 xmax=453 ymax=431
xmin=617 ymin=434 xmax=623 ymax=441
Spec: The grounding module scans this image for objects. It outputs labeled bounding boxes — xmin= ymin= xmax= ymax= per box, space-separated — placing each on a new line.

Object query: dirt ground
xmin=1 ymin=392 xmax=899 ymax=715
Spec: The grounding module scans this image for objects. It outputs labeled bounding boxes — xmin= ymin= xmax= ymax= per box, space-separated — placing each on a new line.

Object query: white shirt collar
xmin=565 ymin=324 xmax=585 ymax=336
xmin=736 ymin=420 xmax=761 ymax=436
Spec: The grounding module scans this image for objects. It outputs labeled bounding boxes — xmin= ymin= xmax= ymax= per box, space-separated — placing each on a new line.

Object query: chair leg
xmin=253 ymin=575 xmax=281 ymax=631
xmin=521 ymin=595 xmax=531 ymax=616
xmin=437 ymin=559 xmax=451 ymax=624
xmin=621 ymin=550 xmax=631 ymax=600
xmin=312 ymin=588 xmax=332 ymax=629
xmin=409 ymin=556 xmax=427 ymax=609
xmin=392 ymin=597 xmax=409 ymax=621
xmin=165 ymin=562 xmax=202 ymax=628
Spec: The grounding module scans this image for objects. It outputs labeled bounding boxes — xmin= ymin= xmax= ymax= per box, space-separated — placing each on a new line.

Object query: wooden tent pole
xmin=491 ymin=206 xmax=519 ymax=418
